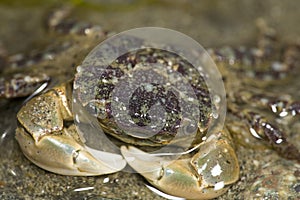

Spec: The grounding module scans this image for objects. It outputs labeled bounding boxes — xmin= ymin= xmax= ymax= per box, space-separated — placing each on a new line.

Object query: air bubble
xmin=213 ymin=95 xmax=221 ymax=104
xmin=72 ymin=27 xmax=226 ymax=174
xmin=212 ymin=112 xmax=219 ymax=119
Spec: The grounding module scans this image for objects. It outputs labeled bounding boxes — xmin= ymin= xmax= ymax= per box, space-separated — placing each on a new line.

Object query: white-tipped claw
xmin=120 ymin=144 xmax=236 ymax=200
xmin=15 ymin=127 xmax=126 ymax=176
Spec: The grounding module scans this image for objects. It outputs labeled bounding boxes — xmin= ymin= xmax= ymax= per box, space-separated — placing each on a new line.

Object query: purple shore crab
xmin=1 ymin=8 xmax=299 ymax=200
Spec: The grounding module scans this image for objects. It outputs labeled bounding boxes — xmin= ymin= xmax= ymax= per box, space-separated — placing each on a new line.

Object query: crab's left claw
xmin=121 ymin=129 xmax=239 ymax=200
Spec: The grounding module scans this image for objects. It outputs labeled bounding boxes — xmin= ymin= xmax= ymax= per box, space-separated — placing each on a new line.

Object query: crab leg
xmin=229 ymin=105 xmax=300 ymax=162
xmin=0 ymin=72 xmax=49 ymax=98
xmin=121 ymin=129 xmax=239 ymax=199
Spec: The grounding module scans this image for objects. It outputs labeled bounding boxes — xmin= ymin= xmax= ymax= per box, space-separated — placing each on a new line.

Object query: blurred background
xmin=0 ymin=0 xmax=299 ymax=54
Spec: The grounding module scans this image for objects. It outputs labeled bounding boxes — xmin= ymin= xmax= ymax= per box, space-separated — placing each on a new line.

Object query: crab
xmin=1 ymin=8 xmax=299 ymax=200
xmin=15 ymin=39 xmax=241 ymax=199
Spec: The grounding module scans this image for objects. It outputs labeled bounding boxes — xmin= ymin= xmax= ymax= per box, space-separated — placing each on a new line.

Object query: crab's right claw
xmin=16 ymin=126 xmax=126 ymax=176
xmin=15 ymin=82 xmax=126 ymax=176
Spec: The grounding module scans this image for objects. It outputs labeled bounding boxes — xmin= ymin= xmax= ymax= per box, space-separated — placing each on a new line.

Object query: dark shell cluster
xmin=74 ymin=47 xmax=213 ymax=146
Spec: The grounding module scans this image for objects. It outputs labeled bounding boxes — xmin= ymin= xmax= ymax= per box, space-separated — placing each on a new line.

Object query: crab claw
xmin=121 ymin=130 xmax=239 ymax=200
xmin=16 ymin=126 xmax=126 ymax=176
xmin=16 ymin=82 xmax=126 ymax=176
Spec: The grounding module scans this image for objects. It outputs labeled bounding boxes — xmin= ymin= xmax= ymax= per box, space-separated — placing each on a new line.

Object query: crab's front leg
xmin=0 ymin=72 xmax=50 ymax=98
xmin=121 ymin=129 xmax=239 ymax=199
xmin=16 ymin=81 xmax=126 ymax=176
xmin=228 ymin=104 xmax=300 ymax=162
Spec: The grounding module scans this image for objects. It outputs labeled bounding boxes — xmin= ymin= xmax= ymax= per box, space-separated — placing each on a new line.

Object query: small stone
xmin=294 ymin=184 xmax=300 ymax=193
xmin=294 ymin=170 xmax=300 ymax=177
